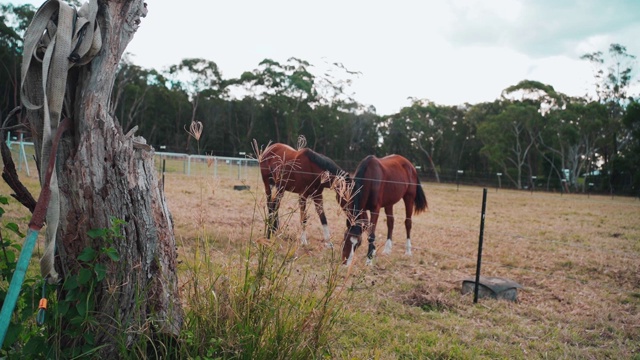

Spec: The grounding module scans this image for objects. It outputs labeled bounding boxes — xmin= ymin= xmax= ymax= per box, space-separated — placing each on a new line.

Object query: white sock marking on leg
xmin=405 ymin=238 xmax=412 ymax=256
xmin=383 ymin=239 xmax=392 ymax=254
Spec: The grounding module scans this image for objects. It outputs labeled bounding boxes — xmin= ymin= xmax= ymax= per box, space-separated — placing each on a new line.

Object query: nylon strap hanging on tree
xmin=0 ymin=118 xmax=71 ymax=345
xmin=20 ymin=0 xmax=101 ymax=284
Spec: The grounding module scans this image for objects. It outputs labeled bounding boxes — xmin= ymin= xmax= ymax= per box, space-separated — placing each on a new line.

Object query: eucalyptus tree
xmin=238 ymin=57 xmax=317 ymax=146
xmin=477 ymin=100 xmax=542 ymax=189
xmin=377 ymin=112 xmax=414 ymax=161
xmin=393 ymin=99 xmax=443 ymax=182
xmin=306 ymin=60 xmax=362 ymax=153
xmin=168 ymin=58 xmax=227 ymax=153
xmin=581 ymin=43 xmax=637 ymax=190
xmin=111 ymin=56 xmax=168 ymax=132
xmin=535 ymin=97 xmax=608 ymax=192
xmin=501 ymin=80 xmax=570 ymax=190
xmin=139 ymin=78 xmax=191 ymax=151
xmin=463 ymin=101 xmax=504 ymax=176
xmin=620 ymin=100 xmax=640 ymax=193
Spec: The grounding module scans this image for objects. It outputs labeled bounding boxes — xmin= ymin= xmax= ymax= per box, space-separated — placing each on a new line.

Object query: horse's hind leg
xmin=266 ymin=188 xmax=276 ymax=238
xmin=299 ymin=196 xmax=309 ymax=245
xmin=404 ymin=198 xmax=414 ymax=256
xmin=312 ymin=194 xmax=332 ymax=248
xmin=382 ymin=205 xmax=394 ymax=255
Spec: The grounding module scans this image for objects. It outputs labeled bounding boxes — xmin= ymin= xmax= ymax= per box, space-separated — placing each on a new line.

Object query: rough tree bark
xmin=24 ymin=0 xmax=183 ymax=356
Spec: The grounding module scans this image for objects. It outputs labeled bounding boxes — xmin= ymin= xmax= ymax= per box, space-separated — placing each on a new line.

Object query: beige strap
xmin=20 ymin=0 xmax=102 ymax=283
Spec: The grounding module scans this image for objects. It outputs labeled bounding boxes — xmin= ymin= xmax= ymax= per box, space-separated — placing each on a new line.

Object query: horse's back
xmin=260 ymin=143 xmax=333 ymax=195
xmin=356 ymin=155 xmax=418 ymax=208
xmin=262 ymin=143 xmax=298 ymax=164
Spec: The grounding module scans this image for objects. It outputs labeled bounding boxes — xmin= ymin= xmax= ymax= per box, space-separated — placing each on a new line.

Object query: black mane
xmin=304 ymin=148 xmax=344 ymax=176
xmin=352 ymin=155 xmax=375 ymax=216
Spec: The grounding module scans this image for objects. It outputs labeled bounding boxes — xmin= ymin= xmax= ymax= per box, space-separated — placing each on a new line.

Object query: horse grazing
xmin=259 ymin=142 xmax=346 ymax=247
xmin=340 ymin=154 xmax=428 ymax=265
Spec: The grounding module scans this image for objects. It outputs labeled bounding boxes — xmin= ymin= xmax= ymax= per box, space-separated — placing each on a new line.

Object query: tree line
xmin=2 ymin=3 xmax=639 ymax=195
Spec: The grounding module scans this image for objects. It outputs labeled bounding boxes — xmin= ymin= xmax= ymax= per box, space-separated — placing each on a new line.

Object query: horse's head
xmin=342 ymin=219 xmax=363 ymax=265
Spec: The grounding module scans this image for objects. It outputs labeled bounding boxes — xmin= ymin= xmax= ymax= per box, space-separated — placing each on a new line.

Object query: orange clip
xmin=38 ymin=298 xmax=48 ymax=310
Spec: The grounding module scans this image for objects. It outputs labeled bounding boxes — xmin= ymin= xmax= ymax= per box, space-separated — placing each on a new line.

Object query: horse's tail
xmin=414 ymin=177 xmax=428 ymax=214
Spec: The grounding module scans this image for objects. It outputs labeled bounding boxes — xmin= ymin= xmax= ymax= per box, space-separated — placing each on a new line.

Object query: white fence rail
xmin=5 ymin=133 xmax=35 ymax=177
xmin=154 ymin=152 xmax=259 ymax=180
xmin=3 ymin=132 xmax=259 ymax=181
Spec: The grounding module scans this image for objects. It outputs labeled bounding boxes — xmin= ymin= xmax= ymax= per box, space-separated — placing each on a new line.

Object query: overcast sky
xmin=14 ymin=0 xmax=640 ymax=115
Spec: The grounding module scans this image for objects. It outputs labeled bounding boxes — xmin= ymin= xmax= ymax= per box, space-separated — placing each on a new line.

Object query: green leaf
xmin=58 ymin=300 xmax=70 ymax=316
xmin=3 ymin=322 xmax=22 ymax=347
xmin=87 ymin=228 xmax=107 ymax=239
xmin=0 ymin=207 xmax=5 ymax=217
xmin=94 ymin=263 xmax=107 ymax=282
xmin=77 ymin=300 xmax=88 ymax=318
xmin=83 ymin=331 xmax=95 ymax=345
xmin=22 ymin=336 xmax=46 ymax=357
xmin=2 ymin=250 xmax=16 ymax=264
xmin=77 ymin=247 xmax=97 ymax=262
xmin=65 ymin=288 xmax=80 ymax=302
xmin=103 ymin=247 xmax=120 ymax=261
xmin=0 ymin=196 xmax=8 ymax=205
xmin=63 ymin=276 xmax=78 ymax=291
xmin=77 ymin=268 xmax=93 ymax=286
xmin=5 ymin=222 xmax=25 ymax=237
xmin=70 ymin=316 xmax=85 ymax=326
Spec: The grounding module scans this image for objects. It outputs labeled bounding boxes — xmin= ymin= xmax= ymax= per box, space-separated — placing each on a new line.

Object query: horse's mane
xmin=304 ymin=148 xmax=344 ymax=176
xmin=352 ymin=155 xmax=375 ymax=215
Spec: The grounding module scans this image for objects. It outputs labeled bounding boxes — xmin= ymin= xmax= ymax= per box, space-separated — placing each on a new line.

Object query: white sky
xmin=13 ymin=0 xmax=640 ymax=115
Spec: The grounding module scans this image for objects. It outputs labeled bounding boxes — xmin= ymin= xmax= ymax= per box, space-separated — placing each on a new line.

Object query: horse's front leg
xmin=312 ymin=194 xmax=332 ymax=248
xmin=299 ymin=196 xmax=309 ymax=245
xmin=366 ymin=209 xmax=381 ymax=265
xmin=382 ymin=205 xmax=394 ymax=255
xmin=266 ymin=186 xmax=282 ymax=239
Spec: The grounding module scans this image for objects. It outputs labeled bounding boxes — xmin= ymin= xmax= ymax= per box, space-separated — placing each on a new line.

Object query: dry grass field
xmin=1 ymin=155 xmax=639 ymax=359
xmin=164 ymin=165 xmax=640 ymax=359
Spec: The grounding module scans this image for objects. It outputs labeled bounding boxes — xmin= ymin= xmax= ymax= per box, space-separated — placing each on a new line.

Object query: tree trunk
xmin=28 ymin=0 xmax=183 ymax=356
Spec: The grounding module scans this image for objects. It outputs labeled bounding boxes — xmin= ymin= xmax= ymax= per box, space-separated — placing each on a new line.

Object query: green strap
xmin=0 ymin=229 xmax=40 ymax=346
xmin=0 ymin=118 xmax=71 ymax=346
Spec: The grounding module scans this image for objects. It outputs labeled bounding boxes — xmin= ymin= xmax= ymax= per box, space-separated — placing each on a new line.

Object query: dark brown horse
xmin=341 ymin=154 xmax=428 ymax=265
xmin=259 ymin=143 xmax=346 ymax=247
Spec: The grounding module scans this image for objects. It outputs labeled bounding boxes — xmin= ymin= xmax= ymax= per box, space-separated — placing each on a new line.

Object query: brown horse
xmin=259 ymin=143 xmax=346 ymax=247
xmin=340 ymin=154 xmax=428 ymax=265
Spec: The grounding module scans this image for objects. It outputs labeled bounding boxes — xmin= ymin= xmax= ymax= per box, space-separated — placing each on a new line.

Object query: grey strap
xmin=20 ymin=0 xmax=102 ymax=283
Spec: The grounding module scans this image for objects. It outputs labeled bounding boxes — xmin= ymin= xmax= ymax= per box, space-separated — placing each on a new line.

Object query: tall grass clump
xmin=180 ymin=232 xmax=346 ymax=359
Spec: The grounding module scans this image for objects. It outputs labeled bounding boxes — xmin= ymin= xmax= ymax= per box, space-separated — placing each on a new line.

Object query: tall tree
xmin=395 ymin=99 xmax=443 ymax=182
xmin=111 ymin=56 xmax=166 ymax=132
xmin=502 ymin=80 xmax=569 ymax=190
xmin=477 ymin=101 xmax=541 ymax=189
xmin=581 ymin=43 xmax=637 ymax=191
xmin=620 ymin=99 xmax=640 ymax=193
xmin=239 ymin=57 xmax=317 ymax=145
xmin=168 ymin=58 xmax=226 ymax=153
